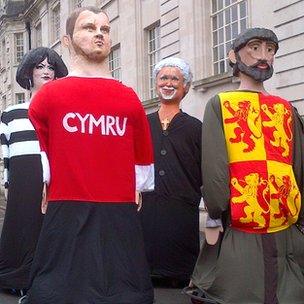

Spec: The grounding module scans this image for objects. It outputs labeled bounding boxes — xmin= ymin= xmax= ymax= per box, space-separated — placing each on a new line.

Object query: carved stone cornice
xmin=23 ymin=0 xmax=44 ymax=19
xmin=192 ymin=71 xmax=239 ymax=92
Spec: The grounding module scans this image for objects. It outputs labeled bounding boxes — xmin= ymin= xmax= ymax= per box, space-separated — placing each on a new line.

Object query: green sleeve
xmin=292 ymin=107 xmax=304 ymax=223
xmin=201 ymin=95 xmax=230 ymax=219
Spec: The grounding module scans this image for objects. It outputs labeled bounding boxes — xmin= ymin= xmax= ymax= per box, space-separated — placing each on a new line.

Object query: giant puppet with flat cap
xmin=184 ymin=27 xmax=304 ymax=304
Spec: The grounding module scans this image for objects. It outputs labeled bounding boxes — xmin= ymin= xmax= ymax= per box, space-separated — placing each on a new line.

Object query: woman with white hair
xmin=140 ymin=57 xmax=202 ymax=286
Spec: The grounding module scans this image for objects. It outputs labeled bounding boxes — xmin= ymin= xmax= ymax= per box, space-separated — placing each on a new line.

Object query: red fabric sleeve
xmin=131 ymin=92 xmax=154 ymax=166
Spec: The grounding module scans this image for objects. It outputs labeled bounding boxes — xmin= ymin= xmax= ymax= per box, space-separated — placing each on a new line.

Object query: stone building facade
xmin=0 ymin=0 xmax=303 ymax=118
xmin=0 ymin=0 xmax=303 ymax=190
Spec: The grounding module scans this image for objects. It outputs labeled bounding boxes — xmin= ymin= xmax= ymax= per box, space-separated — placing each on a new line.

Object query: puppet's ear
xmin=62 ymin=35 xmax=71 ymax=48
xmin=228 ymin=49 xmax=237 ymax=64
xmin=184 ymin=83 xmax=190 ymax=95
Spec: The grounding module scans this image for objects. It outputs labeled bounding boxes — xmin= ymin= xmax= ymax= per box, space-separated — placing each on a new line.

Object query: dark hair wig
xmin=16 ymin=47 xmax=68 ymax=90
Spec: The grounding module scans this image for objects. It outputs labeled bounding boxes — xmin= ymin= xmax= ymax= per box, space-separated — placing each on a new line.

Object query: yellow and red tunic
xmin=219 ymin=91 xmax=300 ymax=233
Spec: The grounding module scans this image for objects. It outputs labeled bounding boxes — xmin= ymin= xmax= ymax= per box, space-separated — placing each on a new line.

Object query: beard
xmin=72 ymin=40 xmax=109 ymax=63
xmin=158 ymin=87 xmax=177 ymax=101
xmin=235 ymin=54 xmax=274 ymax=82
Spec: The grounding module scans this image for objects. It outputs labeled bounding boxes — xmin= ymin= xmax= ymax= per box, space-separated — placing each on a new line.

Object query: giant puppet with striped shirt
xmin=0 ymin=47 xmax=67 ymax=295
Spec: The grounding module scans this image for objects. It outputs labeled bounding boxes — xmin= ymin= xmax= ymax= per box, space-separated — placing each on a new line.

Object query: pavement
xmin=0 ymin=289 xmax=191 ymax=304
xmin=0 ymin=193 xmax=191 ymax=304
xmin=0 ymin=291 xmax=20 ymax=304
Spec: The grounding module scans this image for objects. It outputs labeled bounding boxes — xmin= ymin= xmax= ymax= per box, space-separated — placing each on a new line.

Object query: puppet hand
xmin=41 ymin=183 xmax=48 ymax=214
xmin=135 ymin=191 xmax=142 ymax=212
xmin=4 ymin=188 xmax=8 ymax=200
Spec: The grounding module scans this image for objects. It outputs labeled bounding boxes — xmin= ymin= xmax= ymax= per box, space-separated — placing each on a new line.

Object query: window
xmin=211 ymin=0 xmax=248 ymax=75
xmin=15 ymin=93 xmax=25 ymax=104
xmin=52 ymin=5 xmax=60 ymax=43
xmin=14 ymin=33 xmax=24 ymax=63
xmin=109 ymin=46 xmax=121 ymax=81
xmin=1 ymin=39 xmax=5 ymax=69
xmin=147 ymin=24 xmax=160 ymax=99
xmin=2 ymin=95 xmax=6 ymax=111
xmin=73 ymin=0 xmax=83 ymax=8
xmin=35 ymin=23 xmax=42 ymax=47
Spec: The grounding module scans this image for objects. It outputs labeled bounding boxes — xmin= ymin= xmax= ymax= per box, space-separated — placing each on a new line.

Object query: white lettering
xmin=106 ymin=115 xmax=117 ymax=136
xmin=116 ymin=116 xmax=127 ymax=136
xmin=89 ymin=114 xmax=105 ymax=134
xmin=63 ymin=113 xmax=77 ymax=132
xmin=75 ymin=113 xmax=90 ymax=134
xmin=62 ymin=112 xmax=128 ymax=136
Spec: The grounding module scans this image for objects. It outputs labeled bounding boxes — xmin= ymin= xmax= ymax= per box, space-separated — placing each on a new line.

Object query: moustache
xmin=162 ymin=85 xmax=178 ymax=90
xmin=250 ymin=60 xmax=271 ymax=69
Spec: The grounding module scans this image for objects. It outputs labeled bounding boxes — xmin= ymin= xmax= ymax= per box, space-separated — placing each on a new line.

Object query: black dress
xmin=0 ymin=103 xmax=44 ymax=290
xmin=140 ymin=111 xmax=202 ymax=281
xmin=24 ymin=202 xmax=154 ymax=304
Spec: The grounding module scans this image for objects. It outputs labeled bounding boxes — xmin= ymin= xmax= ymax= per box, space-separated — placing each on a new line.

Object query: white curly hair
xmin=153 ymin=57 xmax=193 ymax=86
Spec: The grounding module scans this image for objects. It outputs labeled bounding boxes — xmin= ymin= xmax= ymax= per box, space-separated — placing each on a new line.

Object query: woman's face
xmin=32 ymin=58 xmax=55 ymax=90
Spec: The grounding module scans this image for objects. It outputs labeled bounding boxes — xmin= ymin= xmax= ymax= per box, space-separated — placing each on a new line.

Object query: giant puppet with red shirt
xmin=20 ymin=6 xmax=154 ymax=304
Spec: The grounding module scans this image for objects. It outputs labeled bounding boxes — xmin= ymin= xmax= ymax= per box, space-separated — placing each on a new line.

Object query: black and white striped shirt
xmin=0 ymin=102 xmax=49 ymax=188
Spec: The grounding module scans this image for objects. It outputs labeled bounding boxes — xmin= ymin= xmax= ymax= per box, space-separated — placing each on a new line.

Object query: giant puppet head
xmin=228 ymin=28 xmax=279 ymax=82
xmin=16 ymin=47 xmax=68 ymax=90
xmin=63 ymin=6 xmax=111 ymax=63
xmin=153 ymin=57 xmax=193 ymax=104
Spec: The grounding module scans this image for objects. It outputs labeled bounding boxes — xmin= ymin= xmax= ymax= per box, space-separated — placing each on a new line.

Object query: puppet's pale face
xmin=236 ymin=38 xmax=276 ymax=82
xmin=238 ymin=39 xmax=276 ymax=67
xmin=71 ymin=10 xmax=111 ymax=63
xmin=32 ymin=58 xmax=55 ymax=90
xmin=156 ymin=67 xmax=187 ymax=103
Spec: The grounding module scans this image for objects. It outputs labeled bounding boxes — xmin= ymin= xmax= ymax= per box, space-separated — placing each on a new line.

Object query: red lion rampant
xmin=269 ymin=174 xmax=299 ymax=224
xmin=223 ymin=100 xmax=261 ymax=152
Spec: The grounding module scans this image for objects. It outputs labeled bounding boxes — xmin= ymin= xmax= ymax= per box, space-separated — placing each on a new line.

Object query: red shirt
xmin=29 ymin=77 xmax=154 ymax=203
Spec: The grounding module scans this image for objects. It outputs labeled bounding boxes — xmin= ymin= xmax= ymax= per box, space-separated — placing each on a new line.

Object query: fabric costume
xmin=191 ymin=91 xmax=304 ymax=304
xmin=141 ymin=111 xmax=202 ymax=281
xmin=24 ymin=77 xmax=154 ymax=304
xmin=0 ymin=102 xmax=47 ymax=290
